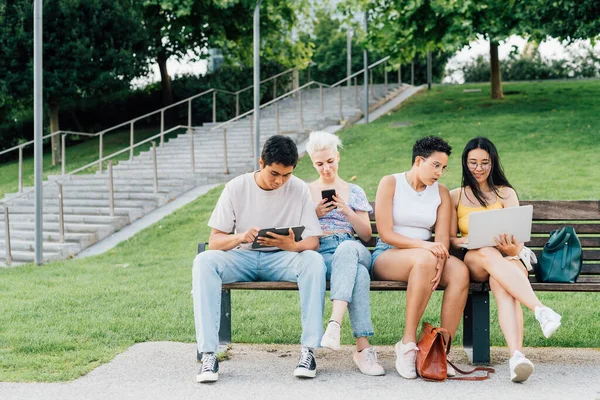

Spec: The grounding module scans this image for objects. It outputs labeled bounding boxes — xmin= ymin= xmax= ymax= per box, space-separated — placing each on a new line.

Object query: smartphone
xmin=321 ymin=189 xmax=337 ymax=209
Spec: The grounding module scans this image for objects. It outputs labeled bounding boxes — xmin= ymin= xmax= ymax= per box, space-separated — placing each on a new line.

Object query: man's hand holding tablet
xmin=252 ymin=226 xmax=305 ymax=251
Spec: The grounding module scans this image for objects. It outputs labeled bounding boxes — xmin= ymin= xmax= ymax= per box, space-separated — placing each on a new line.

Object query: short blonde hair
xmin=306 ymin=131 xmax=343 ymax=156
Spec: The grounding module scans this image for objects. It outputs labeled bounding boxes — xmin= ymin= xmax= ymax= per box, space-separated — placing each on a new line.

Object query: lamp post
xmin=34 ymin=0 xmax=43 ymax=265
xmin=347 ymin=27 xmax=352 ymax=87
xmin=363 ymin=10 xmax=369 ymax=123
xmin=253 ymin=0 xmax=262 ymax=171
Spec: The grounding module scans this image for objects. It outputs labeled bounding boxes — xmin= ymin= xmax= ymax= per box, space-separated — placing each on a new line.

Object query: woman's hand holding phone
xmin=316 ymin=198 xmax=335 ymax=217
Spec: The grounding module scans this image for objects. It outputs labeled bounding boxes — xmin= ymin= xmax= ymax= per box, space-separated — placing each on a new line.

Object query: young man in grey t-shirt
xmin=193 ymin=135 xmax=326 ymax=383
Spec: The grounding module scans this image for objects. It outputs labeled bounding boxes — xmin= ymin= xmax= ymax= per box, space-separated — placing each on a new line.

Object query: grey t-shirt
xmin=208 ymin=172 xmax=322 ymax=251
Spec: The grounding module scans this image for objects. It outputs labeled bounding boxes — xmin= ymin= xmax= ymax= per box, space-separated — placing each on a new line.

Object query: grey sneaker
xmin=535 ymin=306 xmax=561 ymax=338
xmin=320 ymin=320 xmax=341 ymax=350
xmin=197 ymin=352 xmax=219 ymax=383
xmin=509 ymin=350 xmax=534 ymax=383
xmin=353 ymin=347 xmax=385 ymax=376
xmin=294 ymin=347 xmax=317 ymax=378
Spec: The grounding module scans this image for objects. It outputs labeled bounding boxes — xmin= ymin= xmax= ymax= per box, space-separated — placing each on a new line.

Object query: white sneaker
xmin=394 ymin=340 xmax=418 ymax=379
xmin=446 ymin=361 xmax=456 ymax=377
xmin=353 ymin=347 xmax=385 ymax=376
xmin=509 ymin=350 xmax=534 ymax=383
xmin=320 ymin=321 xmax=341 ymax=350
xmin=535 ymin=306 xmax=562 ymax=338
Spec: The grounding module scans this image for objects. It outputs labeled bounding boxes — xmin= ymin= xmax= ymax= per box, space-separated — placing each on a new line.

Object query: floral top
xmin=317 ymin=184 xmax=372 ymax=234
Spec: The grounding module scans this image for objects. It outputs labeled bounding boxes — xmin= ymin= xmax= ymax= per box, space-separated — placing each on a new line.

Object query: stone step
xmin=3 ymin=191 xmax=170 ymax=202
xmin=0 ymin=213 xmax=130 ymax=227
xmin=12 ymin=198 xmax=159 ymax=212
xmin=0 ymin=239 xmax=81 ymax=255
xmin=0 ymin=229 xmax=98 ymax=247
xmin=5 ymin=205 xmax=144 ymax=220
xmin=6 ymin=221 xmax=115 ymax=236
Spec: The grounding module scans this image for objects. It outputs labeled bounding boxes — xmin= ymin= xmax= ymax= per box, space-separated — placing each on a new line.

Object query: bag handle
xmin=447 ymin=361 xmax=495 ymax=381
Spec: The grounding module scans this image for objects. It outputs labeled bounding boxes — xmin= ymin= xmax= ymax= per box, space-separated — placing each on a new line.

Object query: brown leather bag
xmin=416 ymin=322 xmax=495 ymax=381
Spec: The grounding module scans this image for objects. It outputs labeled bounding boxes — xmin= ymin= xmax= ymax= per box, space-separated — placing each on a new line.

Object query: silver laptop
xmin=459 ymin=205 xmax=533 ymax=250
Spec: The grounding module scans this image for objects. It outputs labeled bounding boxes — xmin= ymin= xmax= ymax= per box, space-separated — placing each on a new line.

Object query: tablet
xmin=459 ymin=205 xmax=533 ymax=250
xmin=251 ymin=225 xmax=305 ymax=249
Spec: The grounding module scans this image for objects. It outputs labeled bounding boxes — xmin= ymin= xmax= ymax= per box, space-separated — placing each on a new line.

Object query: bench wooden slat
xmin=222 ymin=281 xmax=486 ymax=291
xmin=531 ymin=224 xmax=600 ymax=234
xmin=528 ymin=236 xmax=600 ymax=247
xmin=529 ymin=281 xmax=600 ymax=292
xmin=521 ymin=200 xmax=600 ymax=220
xmin=531 ymin=249 xmax=600 ymax=261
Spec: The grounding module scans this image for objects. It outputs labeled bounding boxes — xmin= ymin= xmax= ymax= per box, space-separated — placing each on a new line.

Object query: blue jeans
xmin=319 ymin=233 xmax=374 ymax=338
xmin=192 ymin=249 xmax=326 ymax=353
xmin=371 ymin=238 xmax=395 ymax=270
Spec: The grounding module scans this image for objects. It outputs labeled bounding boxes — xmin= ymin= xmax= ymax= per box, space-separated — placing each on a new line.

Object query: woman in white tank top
xmin=372 ymin=136 xmax=470 ymax=380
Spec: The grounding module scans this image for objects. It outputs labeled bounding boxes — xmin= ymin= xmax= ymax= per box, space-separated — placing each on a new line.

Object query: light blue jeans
xmin=192 ymin=249 xmax=326 ymax=353
xmin=319 ymin=233 xmax=374 ymax=338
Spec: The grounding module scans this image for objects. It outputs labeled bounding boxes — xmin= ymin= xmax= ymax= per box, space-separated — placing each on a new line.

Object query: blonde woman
xmin=306 ymin=131 xmax=384 ymax=376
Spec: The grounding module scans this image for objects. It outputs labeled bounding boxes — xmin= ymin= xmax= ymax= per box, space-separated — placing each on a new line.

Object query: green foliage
xmin=455 ymin=45 xmax=600 ymax=83
xmin=524 ymin=0 xmax=600 ymax=41
xmin=1 ymin=0 xmax=149 ymax=106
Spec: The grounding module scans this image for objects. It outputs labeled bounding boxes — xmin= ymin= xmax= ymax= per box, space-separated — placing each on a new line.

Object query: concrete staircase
xmin=0 ymin=83 xmax=409 ymax=265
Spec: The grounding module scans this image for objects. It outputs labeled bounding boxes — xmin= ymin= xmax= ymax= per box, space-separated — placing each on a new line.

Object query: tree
xmin=1 ymin=0 xmax=150 ymax=164
xmin=141 ymin=0 xmax=312 ymax=107
xmin=343 ymin=0 xmax=599 ymax=100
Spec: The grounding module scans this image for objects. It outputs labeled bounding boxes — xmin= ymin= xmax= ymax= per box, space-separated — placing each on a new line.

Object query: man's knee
xmin=298 ymin=250 xmax=326 ymax=278
xmin=192 ymin=250 xmax=224 ymax=279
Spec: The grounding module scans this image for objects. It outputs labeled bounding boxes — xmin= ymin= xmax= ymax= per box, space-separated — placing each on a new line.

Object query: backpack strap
xmin=447 ymin=360 xmax=495 ymax=381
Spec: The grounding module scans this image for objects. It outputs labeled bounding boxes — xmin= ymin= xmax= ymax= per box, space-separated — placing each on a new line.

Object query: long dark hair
xmin=461 ymin=137 xmax=514 ymax=206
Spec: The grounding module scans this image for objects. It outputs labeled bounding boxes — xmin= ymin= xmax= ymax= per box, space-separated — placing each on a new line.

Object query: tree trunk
xmin=157 ymin=53 xmax=174 ymax=107
xmin=489 ymin=41 xmax=504 ymax=100
xmin=50 ymin=100 xmax=61 ymax=166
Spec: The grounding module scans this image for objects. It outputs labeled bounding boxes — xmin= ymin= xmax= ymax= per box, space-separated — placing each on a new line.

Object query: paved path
xmin=1 ymin=342 xmax=599 ymax=400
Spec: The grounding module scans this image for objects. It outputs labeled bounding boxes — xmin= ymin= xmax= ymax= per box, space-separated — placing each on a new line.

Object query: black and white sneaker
xmin=197 ymin=352 xmax=219 ymax=383
xmin=294 ymin=347 xmax=317 ymax=378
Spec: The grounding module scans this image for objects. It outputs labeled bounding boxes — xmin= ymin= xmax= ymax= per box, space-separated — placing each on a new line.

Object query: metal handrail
xmin=234 ymin=66 xmax=300 ymax=95
xmin=0 ymin=130 xmax=94 ymax=156
xmin=0 ymin=125 xmax=185 ymax=207
xmin=208 ymin=55 xmax=392 ymax=132
xmin=208 ymin=80 xmax=330 ymax=132
xmin=330 ymin=56 xmax=391 ymax=88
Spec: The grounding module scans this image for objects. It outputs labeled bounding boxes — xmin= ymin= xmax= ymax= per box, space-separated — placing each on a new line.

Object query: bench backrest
xmin=363 ymin=200 xmax=600 ymax=277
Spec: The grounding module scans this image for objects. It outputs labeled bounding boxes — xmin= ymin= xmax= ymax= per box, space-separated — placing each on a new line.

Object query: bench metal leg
xmin=462 ymin=290 xmax=490 ymax=364
xmin=197 ymin=288 xmax=232 ymax=361
xmin=219 ymin=288 xmax=232 ymax=345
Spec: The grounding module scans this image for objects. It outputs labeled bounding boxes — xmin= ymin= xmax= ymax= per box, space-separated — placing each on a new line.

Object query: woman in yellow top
xmin=450 ymin=137 xmax=562 ymax=383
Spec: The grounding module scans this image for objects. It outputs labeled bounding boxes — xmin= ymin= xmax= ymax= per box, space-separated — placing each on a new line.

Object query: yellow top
xmin=457 ymin=188 xmax=503 ymax=237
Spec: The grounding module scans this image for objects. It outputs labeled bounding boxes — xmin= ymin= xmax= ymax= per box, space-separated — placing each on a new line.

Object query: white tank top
xmin=391 ymin=172 xmax=441 ymax=240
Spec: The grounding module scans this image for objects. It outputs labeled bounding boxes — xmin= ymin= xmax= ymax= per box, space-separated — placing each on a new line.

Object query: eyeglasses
xmin=422 ymin=157 xmax=448 ymax=175
xmin=467 ymin=161 xmax=491 ymax=170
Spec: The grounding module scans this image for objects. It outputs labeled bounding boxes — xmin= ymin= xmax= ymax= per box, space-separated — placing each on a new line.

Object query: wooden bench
xmin=197 ymin=200 xmax=600 ymax=364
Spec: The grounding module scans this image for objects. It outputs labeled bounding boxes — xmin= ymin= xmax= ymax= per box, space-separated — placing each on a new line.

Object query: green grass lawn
xmin=0 ymin=126 xmax=184 ymax=199
xmin=0 ymin=80 xmax=599 ymax=382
